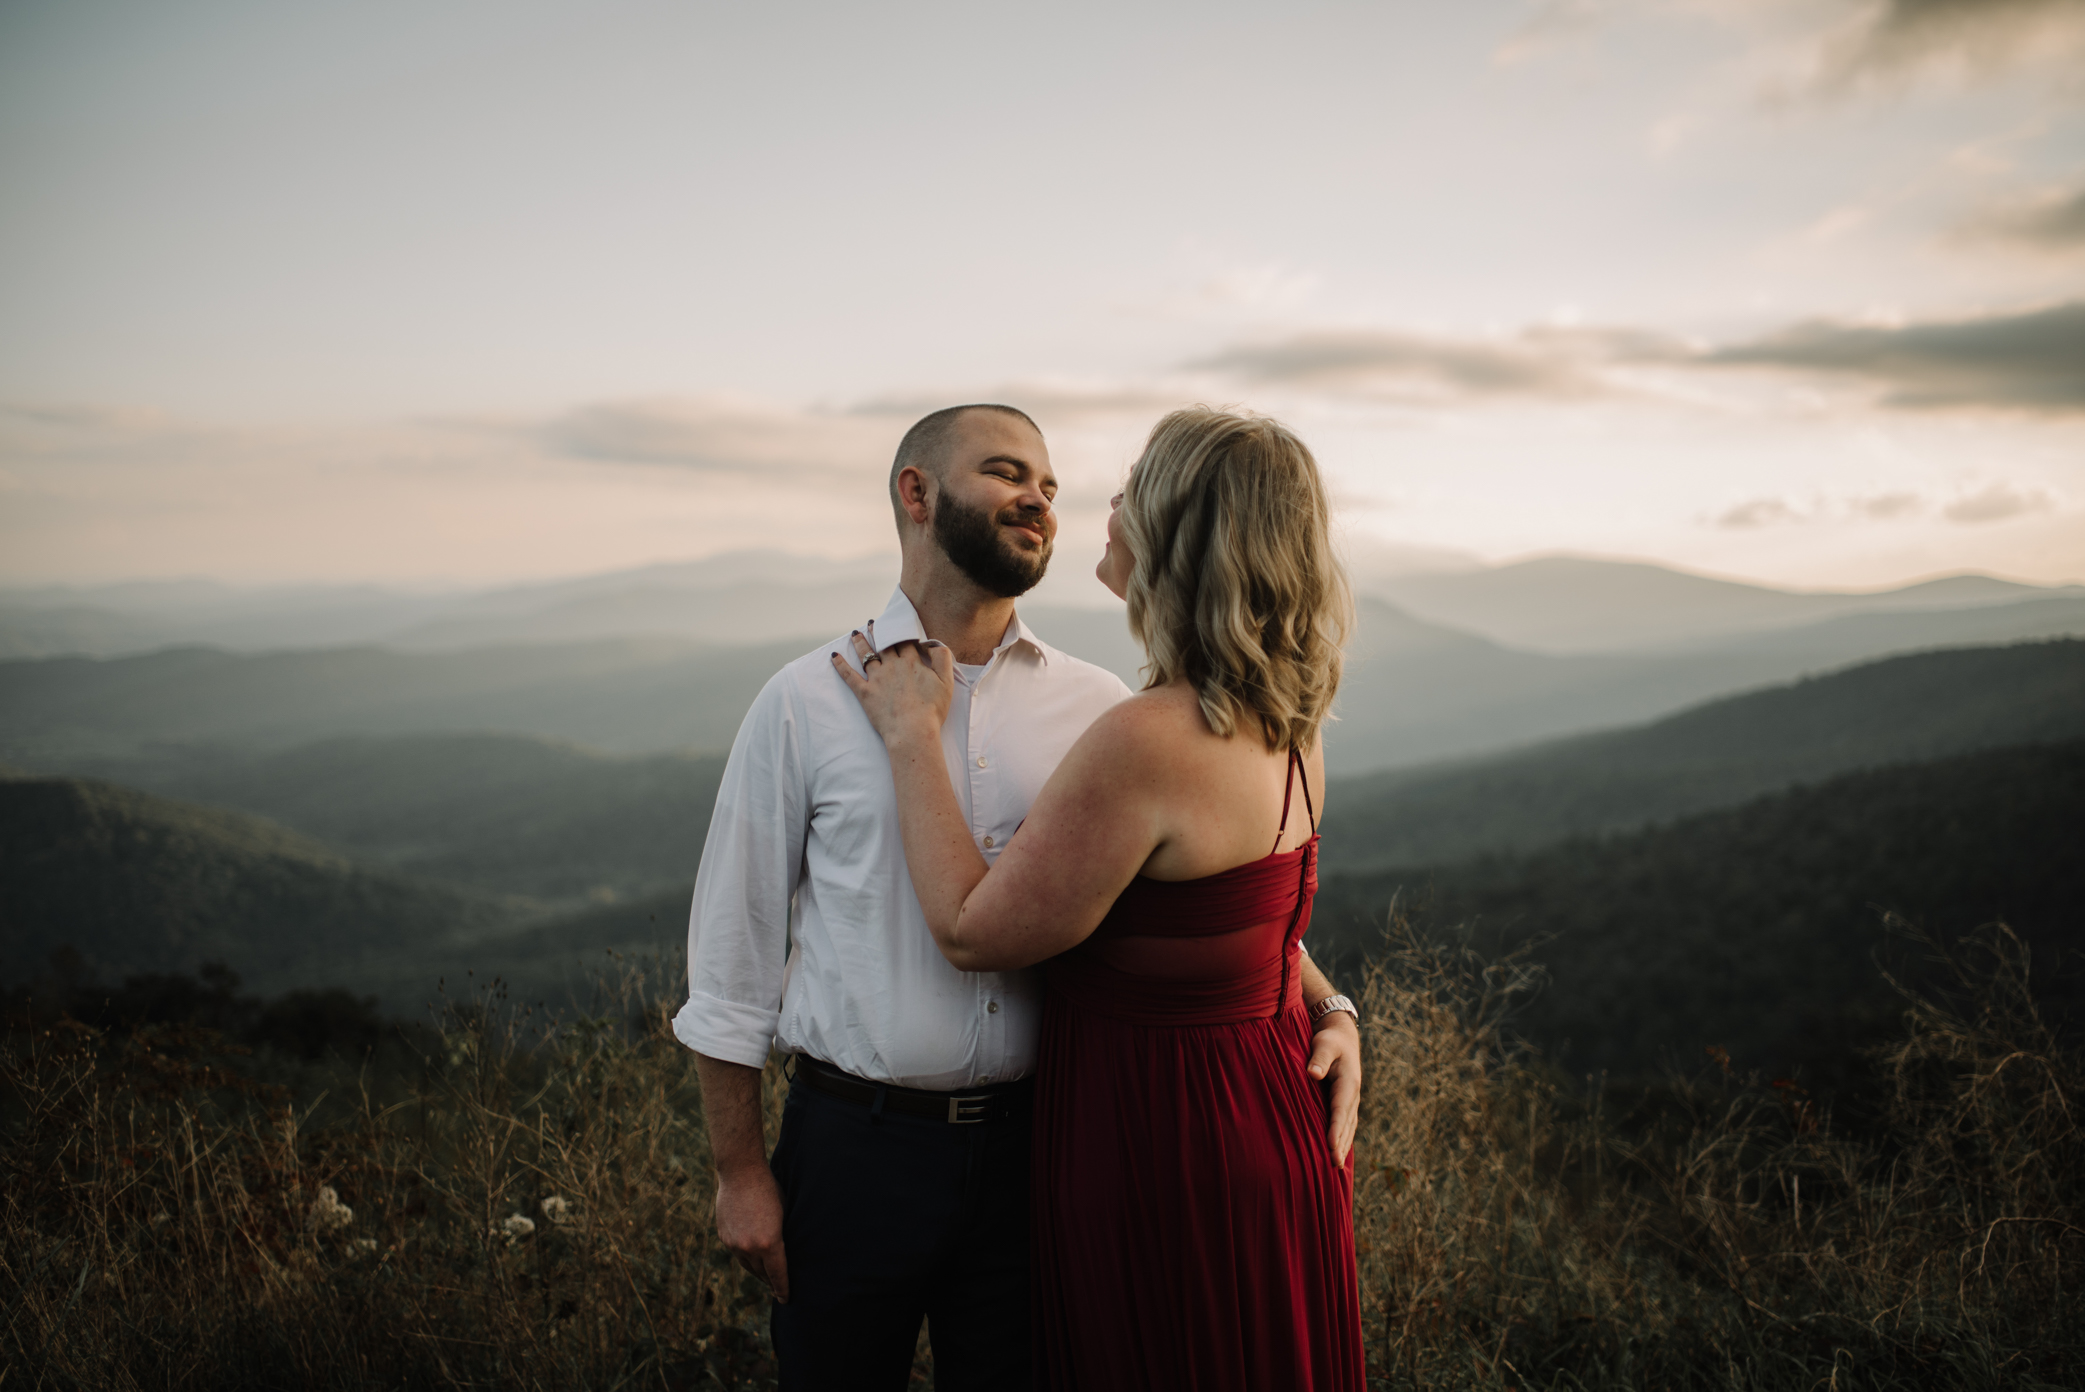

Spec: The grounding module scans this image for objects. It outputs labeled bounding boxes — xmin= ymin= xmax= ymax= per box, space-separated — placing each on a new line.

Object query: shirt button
xmin=987 ymin=1001 xmax=1000 ymax=1014
xmin=982 ymin=835 xmax=994 ymax=848
xmin=976 ymin=756 xmax=988 ymax=768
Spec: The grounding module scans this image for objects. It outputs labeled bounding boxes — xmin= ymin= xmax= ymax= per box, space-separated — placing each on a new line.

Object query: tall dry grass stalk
xmin=5 ymin=919 xmax=2079 ymax=1390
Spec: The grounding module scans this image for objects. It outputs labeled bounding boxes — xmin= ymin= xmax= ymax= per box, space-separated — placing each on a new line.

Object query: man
xmin=675 ymin=404 xmax=1361 ymax=1390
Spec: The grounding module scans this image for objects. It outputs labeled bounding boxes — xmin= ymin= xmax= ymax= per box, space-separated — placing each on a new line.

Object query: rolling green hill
xmin=459 ymin=887 xmax=694 ymax=1007
xmin=0 ymin=775 xmax=510 ymax=999
xmin=74 ymin=734 xmax=727 ymax=905
xmin=0 ymin=771 xmax=689 ymax=1014
xmin=1310 ymin=739 xmax=2085 ymax=1086
xmin=1321 ymin=639 xmax=2085 ymax=872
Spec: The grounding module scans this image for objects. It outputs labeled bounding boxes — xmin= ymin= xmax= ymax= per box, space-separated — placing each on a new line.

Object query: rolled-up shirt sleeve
xmin=672 ymin=668 xmax=809 ymax=1066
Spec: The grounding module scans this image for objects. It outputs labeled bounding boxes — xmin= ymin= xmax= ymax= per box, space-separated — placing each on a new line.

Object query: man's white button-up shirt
xmin=673 ymin=587 xmax=1134 ymax=1090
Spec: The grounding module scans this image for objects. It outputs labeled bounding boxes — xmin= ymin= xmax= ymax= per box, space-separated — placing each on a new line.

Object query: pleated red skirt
xmin=1030 ymin=834 xmax=1365 ymax=1391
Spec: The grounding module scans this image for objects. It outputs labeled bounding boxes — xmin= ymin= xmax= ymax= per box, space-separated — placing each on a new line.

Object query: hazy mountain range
xmin=1370 ymin=558 xmax=2084 ymax=655
xmin=6 ymin=551 xmax=2080 ymax=660
xmin=1322 ymin=639 xmax=2085 ymax=872
xmin=0 ymin=552 xmax=904 ymax=658
xmin=4 ymin=554 xmax=2082 ymax=776
xmin=5 ymin=552 xmax=2080 ymax=1059
xmin=7 ymin=638 xmax=2078 ymax=1045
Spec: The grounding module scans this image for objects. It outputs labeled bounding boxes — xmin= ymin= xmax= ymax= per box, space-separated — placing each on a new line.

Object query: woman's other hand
xmin=1307 ymin=1012 xmax=1360 ymax=1166
xmin=831 ymin=631 xmax=954 ymax=750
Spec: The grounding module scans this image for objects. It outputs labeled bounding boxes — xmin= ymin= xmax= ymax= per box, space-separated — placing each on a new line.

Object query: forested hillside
xmin=1312 ymin=739 xmax=2085 ymax=1084
xmin=1322 ymin=638 xmax=2085 ymax=871
xmin=87 ymin=734 xmax=728 ymax=904
xmin=0 ymin=775 xmax=507 ymax=998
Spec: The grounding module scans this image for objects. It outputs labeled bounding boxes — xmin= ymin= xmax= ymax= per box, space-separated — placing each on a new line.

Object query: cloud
xmin=1713 ymin=491 xmax=1944 ymax=528
xmin=1494 ymin=0 xmax=1613 ymax=66
xmin=536 ymin=397 xmax=891 ymax=475
xmin=1186 ymin=325 xmax=1683 ymax=404
xmin=0 ymin=397 xmax=917 ymax=587
xmin=1501 ymin=0 xmax=2085 ymax=106
xmin=848 ymin=384 xmax=1191 ymax=429
xmin=1959 ymin=179 xmax=2085 ymax=251
xmin=1812 ymin=0 xmax=2085 ymax=94
xmin=1149 ymin=300 xmax=2085 ymax=420
xmin=0 ymin=402 xmax=235 ymax=463
xmin=1184 ymin=302 xmax=2085 ymax=418
xmin=1717 ymin=497 xmax=1804 ymax=529
xmin=1943 ymin=482 xmax=2056 ymax=523
xmin=1706 ymin=301 xmax=2085 ymax=412
xmin=1853 ymin=491 xmax=1924 ymax=519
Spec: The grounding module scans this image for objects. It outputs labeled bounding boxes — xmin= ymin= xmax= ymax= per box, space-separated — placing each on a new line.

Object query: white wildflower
xmin=309 ymin=1185 xmax=354 ymax=1233
xmin=539 ymin=1195 xmax=572 ymax=1224
xmin=498 ymin=1213 xmax=536 ymax=1240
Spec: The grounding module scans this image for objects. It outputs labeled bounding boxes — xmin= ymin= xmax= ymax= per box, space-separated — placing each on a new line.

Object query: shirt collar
xmin=867 ymin=587 xmax=1052 ymax=667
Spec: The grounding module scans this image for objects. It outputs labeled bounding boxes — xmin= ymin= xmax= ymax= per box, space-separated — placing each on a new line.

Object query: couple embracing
xmin=675 ymin=403 xmax=1366 ymax=1390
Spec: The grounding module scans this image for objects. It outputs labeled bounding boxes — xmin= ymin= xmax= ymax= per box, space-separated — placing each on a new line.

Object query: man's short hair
xmin=889 ymin=404 xmax=1042 ymax=526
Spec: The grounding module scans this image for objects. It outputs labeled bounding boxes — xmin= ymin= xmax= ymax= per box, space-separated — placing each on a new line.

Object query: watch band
xmin=1309 ymin=993 xmax=1357 ymax=1024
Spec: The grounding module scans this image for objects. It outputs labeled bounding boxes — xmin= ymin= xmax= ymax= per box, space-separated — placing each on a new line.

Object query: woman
xmin=834 ymin=407 xmax=1363 ymax=1390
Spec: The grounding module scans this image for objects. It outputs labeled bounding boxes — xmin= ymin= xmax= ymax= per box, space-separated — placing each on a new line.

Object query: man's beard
xmin=932 ymin=490 xmax=1052 ymax=598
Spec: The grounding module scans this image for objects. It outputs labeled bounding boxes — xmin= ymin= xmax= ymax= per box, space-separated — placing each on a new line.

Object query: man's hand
xmin=1307 ymin=1011 xmax=1361 ymax=1166
xmin=695 ymin=1052 xmax=790 ymax=1303
xmin=714 ymin=1162 xmax=790 ymax=1303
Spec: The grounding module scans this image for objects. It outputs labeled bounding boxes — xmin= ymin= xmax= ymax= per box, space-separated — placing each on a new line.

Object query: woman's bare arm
xmin=832 ymin=636 xmax=1171 ymax=971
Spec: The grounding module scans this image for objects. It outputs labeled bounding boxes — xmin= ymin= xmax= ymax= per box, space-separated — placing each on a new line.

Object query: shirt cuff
xmin=672 ymin=992 xmax=780 ymax=1068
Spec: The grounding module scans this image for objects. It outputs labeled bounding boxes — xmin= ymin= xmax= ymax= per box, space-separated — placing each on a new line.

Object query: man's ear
xmin=895 ymin=465 xmax=935 ymax=528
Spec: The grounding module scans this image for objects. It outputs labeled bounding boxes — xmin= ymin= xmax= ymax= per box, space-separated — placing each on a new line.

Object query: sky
xmin=2 ymin=0 xmax=2082 ymax=602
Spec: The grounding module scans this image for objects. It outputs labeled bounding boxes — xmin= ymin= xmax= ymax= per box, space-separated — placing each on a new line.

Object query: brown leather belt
xmin=793 ymin=1055 xmax=1033 ymax=1125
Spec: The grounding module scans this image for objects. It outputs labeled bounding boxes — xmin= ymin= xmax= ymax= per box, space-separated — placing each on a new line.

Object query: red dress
xmin=1031 ymin=751 xmax=1365 ymax=1390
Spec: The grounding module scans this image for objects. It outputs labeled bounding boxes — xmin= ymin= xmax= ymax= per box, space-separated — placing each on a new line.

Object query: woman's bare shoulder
xmin=1068 ymin=684 xmax=1210 ymax=763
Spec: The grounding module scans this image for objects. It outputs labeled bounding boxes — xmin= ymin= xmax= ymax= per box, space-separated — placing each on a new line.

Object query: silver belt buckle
xmin=947 ymin=1095 xmax=990 ymax=1124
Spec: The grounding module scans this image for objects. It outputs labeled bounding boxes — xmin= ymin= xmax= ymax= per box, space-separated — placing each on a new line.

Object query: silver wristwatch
xmin=1309 ymin=993 xmax=1358 ymax=1024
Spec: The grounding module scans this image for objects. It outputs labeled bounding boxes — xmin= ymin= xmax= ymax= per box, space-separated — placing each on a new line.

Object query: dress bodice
xmin=1044 ymin=751 xmax=1320 ymax=1026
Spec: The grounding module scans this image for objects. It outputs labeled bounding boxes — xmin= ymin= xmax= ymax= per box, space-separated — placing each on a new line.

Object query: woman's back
xmin=1031 ymin=723 xmax=1361 ymax=1391
xmin=1114 ymin=683 xmax=1325 ymax=883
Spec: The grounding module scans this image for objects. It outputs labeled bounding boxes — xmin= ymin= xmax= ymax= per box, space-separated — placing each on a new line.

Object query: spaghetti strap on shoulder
xmin=1271 ymin=747 xmax=1317 ymax=855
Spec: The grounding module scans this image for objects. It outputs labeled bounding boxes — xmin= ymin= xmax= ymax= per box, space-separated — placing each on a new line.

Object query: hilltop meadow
xmin=4 ymin=913 xmax=2080 ymax=1390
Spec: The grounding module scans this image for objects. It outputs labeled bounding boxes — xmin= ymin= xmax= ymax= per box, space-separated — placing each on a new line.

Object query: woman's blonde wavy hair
xmin=1119 ymin=407 xmax=1352 ymax=752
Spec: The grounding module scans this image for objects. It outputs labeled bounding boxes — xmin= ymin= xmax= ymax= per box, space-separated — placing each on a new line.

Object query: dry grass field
xmin=4 ymin=917 xmax=2079 ymax=1390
